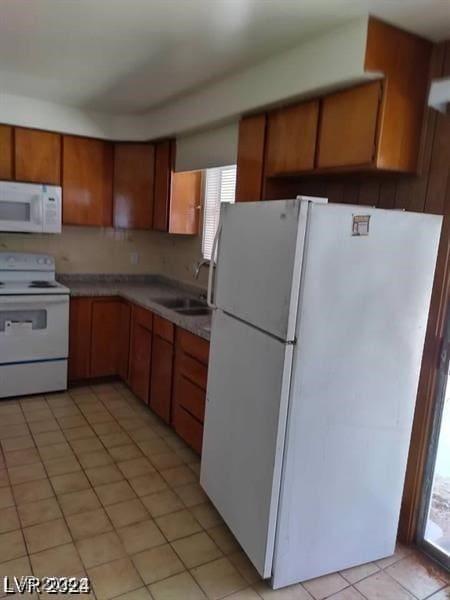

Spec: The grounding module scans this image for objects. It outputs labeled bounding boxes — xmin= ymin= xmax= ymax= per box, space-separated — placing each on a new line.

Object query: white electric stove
xmin=0 ymin=252 xmax=70 ymax=398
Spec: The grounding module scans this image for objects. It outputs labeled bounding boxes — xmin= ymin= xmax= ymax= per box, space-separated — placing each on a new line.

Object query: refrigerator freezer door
xmin=214 ymin=199 xmax=308 ymax=341
xmin=201 ymin=309 xmax=293 ymax=578
xmin=272 ymin=203 xmax=442 ymax=587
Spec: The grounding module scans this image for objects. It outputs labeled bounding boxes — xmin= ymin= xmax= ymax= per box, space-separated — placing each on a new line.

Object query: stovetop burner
xmin=28 ymin=281 xmax=57 ymax=288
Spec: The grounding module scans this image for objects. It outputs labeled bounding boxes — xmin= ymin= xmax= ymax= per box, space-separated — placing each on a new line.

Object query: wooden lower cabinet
xmin=68 ymin=297 xmax=210 ymax=454
xmin=172 ymin=328 xmax=210 ymax=453
xmin=128 ymin=306 xmax=153 ymax=403
xmin=118 ymin=302 xmax=131 ymax=382
xmin=90 ymin=299 xmax=122 ymax=378
xmin=69 ymin=297 xmax=129 ymax=382
xmin=172 ymin=404 xmax=204 ymax=454
xmin=68 ymin=298 xmax=92 ymax=382
xmin=150 ymin=336 xmax=173 ymax=423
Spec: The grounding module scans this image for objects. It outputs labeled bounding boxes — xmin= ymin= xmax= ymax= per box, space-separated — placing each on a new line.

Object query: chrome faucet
xmin=193 ymin=259 xmax=210 ymax=279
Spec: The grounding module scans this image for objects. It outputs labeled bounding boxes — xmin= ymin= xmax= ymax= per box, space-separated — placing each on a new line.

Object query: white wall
xmin=0 ymin=18 xmax=371 ymax=141
xmin=0 ymin=92 xmax=113 ymax=138
xmin=120 ymin=17 xmax=370 ymax=140
xmin=176 ymin=123 xmax=238 ymax=171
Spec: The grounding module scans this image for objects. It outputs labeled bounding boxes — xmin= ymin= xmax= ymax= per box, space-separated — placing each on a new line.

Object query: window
xmin=202 ymin=165 xmax=236 ymax=261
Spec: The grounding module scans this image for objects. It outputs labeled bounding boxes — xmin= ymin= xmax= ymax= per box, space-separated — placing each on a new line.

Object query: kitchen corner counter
xmin=58 ymin=274 xmax=211 ymax=340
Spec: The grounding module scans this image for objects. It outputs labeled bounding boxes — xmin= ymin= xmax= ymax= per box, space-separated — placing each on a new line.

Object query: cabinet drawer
xmin=174 ymin=374 xmax=206 ymax=423
xmin=177 ymin=352 xmax=208 ymax=390
xmin=177 ymin=328 xmax=209 ymax=364
xmin=133 ymin=305 xmax=153 ymax=330
xmin=154 ymin=315 xmax=174 ymax=343
xmin=173 ymin=404 xmax=203 ymax=454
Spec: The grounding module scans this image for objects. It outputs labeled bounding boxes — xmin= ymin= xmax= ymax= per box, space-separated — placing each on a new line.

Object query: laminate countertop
xmin=58 ymin=274 xmax=211 ymax=341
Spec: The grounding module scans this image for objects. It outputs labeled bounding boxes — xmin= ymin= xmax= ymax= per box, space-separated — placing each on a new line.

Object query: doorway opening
xmin=417 ymin=305 xmax=450 ymax=570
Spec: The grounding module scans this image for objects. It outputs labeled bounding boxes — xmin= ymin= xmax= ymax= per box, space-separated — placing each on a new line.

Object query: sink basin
xmin=154 ymin=297 xmax=207 ymax=310
xmin=176 ymin=307 xmax=211 ymax=316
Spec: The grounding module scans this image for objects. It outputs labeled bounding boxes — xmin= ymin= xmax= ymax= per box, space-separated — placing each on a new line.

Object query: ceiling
xmin=0 ymin=0 xmax=448 ymax=115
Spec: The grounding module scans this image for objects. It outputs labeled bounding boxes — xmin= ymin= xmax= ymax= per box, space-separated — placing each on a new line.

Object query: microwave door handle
xmin=31 ymin=195 xmax=42 ymax=224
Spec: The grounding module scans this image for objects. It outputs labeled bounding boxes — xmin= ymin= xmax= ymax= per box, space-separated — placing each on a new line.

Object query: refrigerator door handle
xmin=207 ymin=223 xmax=222 ymax=309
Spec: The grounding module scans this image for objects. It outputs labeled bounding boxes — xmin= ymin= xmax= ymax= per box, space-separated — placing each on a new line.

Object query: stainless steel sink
xmin=154 ymin=297 xmax=207 ymax=310
xmin=176 ymin=307 xmax=211 ymax=316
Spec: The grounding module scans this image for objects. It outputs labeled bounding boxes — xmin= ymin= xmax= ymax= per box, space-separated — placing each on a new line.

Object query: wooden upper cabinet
xmin=113 ymin=143 xmax=155 ymax=230
xmin=153 ymin=139 xmax=174 ymax=231
xmin=317 ymin=81 xmax=382 ymax=170
xmin=265 ymin=100 xmax=319 ymax=176
xmin=169 ymin=170 xmax=202 ymax=234
xmin=0 ymin=125 xmax=13 ymax=180
xmin=364 ymin=18 xmax=432 ymax=172
xmin=318 ymin=17 xmax=433 ymax=174
xmin=15 ymin=128 xmax=61 ymax=184
xmin=236 ymin=114 xmax=267 ymax=202
xmin=63 ymin=135 xmax=113 ymax=227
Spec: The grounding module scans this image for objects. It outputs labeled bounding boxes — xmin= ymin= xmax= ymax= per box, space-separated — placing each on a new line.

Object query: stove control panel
xmin=0 ymin=252 xmax=55 ymax=271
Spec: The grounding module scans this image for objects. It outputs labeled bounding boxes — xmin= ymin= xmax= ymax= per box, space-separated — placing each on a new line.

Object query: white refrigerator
xmin=200 ymin=198 xmax=442 ymax=589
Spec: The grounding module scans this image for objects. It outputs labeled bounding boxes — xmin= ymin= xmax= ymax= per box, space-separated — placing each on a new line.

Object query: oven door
xmin=0 ymin=182 xmax=43 ymax=233
xmin=0 ymin=295 xmax=69 ymax=364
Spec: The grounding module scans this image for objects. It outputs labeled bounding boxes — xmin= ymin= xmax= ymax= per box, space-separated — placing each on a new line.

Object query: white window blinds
xmin=202 ymin=165 xmax=236 ymax=260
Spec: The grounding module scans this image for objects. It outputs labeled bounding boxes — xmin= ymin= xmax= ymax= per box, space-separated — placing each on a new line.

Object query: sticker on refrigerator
xmin=352 ymin=215 xmax=370 ymax=236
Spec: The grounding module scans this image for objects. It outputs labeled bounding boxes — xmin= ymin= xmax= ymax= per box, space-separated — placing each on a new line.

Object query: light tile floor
xmin=0 ymin=382 xmax=448 ymax=600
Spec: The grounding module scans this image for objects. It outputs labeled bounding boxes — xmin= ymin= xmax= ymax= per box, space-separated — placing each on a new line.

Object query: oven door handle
xmin=0 ymin=295 xmax=68 ymax=306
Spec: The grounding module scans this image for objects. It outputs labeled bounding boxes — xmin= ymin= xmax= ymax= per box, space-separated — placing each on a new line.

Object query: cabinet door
xmin=113 ymin=143 xmax=155 ymax=229
xmin=62 ymin=135 xmax=113 ymax=226
xmin=15 ymin=128 xmax=61 ymax=184
xmin=0 ymin=125 xmax=13 ymax=180
xmin=236 ymin=114 xmax=266 ymax=202
xmin=265 ymin=100 xmax=318 ymax=176
xmin=317 ymin=81 xmax=382 ymax=169
xmin=150 ymin=334 xmax=173 ymax=423
xmin=90 ymin=299 xmax=121 ymax=378
xmin=129 ymin=307 xmax=153 ymax=403
xmin=153 ymin=140 xmax=174 ymax=231
xmin=118 ymin=302 xmax=131 ymax=382
xmin=169 ymin=170 xmax=202 ymax=234
xmin=68 ymin=298 xmax=92 ymax=382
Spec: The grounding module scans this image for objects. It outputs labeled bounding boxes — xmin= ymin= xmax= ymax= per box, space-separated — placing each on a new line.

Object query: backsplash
xmin=0 ymin=226 xmax=208 ymax=288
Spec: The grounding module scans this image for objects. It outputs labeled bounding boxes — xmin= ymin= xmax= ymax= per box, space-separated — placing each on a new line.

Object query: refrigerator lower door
xmin=201 ymin=310 xmax=293 ymax=578
xmin=214 ymin=199 xmax=308 ymax=341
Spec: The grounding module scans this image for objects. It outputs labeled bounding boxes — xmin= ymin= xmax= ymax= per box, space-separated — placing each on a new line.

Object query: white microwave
xmin=0 ymin=181 xmax=62 ymax=234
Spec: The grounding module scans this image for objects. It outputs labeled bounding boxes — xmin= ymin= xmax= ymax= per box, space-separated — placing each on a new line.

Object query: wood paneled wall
xmin=264 ymin=41 xmax=450 ymax=544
